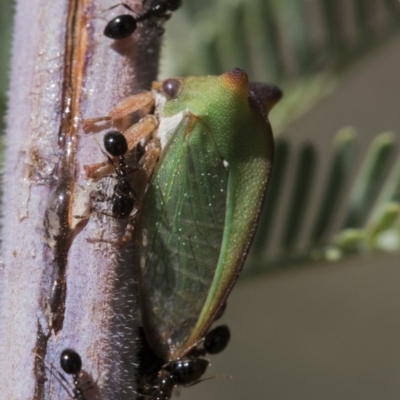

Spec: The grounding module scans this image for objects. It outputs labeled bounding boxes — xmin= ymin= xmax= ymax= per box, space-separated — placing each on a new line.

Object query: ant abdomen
xmin=137 ymin=324 xmax=231 ymax=399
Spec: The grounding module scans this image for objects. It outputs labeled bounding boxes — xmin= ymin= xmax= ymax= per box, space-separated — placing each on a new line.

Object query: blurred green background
xmin=0 ymin=0 xmax=13 ymax=135
xmin=161 ymin=1 xmax=400 ymax=399
xmin=2 ymin=0 xmax=400 ymax=399
xmin=159 ymin=0 xmax=400 ymax=276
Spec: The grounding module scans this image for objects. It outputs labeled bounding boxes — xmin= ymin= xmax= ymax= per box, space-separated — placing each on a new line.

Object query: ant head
xmin=60 ymin=349 xmax=82 ymax=376
xmin=153 ymin=370 xmax=175 ymax=399
xmin=104 ymin=130 xmax=128 ymax=156
xmin=104 ymin=14 xmax=137 ymax=39
xmin=139 ymin=358 xmax=208 ymax=399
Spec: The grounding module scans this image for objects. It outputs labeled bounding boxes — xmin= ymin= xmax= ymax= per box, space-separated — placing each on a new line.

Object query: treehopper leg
xmin=82 ymin=91 xmax=155 ymax=132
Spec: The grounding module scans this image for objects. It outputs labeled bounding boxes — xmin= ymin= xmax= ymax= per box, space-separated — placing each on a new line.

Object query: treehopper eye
xmin=136 ymin=68 xmax=282 ymax=361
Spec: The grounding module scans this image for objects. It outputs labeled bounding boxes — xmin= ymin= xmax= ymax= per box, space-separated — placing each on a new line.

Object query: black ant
xmin=37 ymin=348 xmax=92 ymax=399
xmin=104 ymin=0 xmax=181 ymax=40
xmin=59 ymin=349 xmax=89 ymax=400
xmin=103 ymin=130 xmax=137 ymax=219
xmin=137 ymin=325 xmax=231 ymax=399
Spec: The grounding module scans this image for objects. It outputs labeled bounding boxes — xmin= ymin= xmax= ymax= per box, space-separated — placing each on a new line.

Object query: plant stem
xmin=0 ymin=0 xmax=161 ymax=398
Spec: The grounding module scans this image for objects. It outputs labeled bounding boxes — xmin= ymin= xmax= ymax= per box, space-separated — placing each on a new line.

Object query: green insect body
xmin=137 ymin=68 xmax=280 ymax=361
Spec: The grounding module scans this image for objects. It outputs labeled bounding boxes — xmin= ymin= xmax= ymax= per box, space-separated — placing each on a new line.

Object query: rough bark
xmin=0 ymin=0 xmax=161 ymax=398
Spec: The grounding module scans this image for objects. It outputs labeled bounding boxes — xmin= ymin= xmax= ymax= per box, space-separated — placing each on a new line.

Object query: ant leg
xmin=123 ymin=114 xmax=159 ymax=151
xmin=108 ymin=92 xmax=155 ymax=120
xmin=87 ymin=209 xmax=138 ymax=248
xmin=84 ymin=160 xmax=115 ymax=179
xmin=84 ymin=113 xmax=157 ymax=178
xmin=144 ymin=18 xmax=166 ymax=35
xmin=106 ymin=3 xmax=135 ymax=12
xmin=115 ymin=213 xmax=137 ymax=248
xmin=87 ymin=143 xmax=159 ymax=248
xmin=83 ymin=91 xmax=155 ymax=132
xmin=123 ymin=165 xmax=139 ymax=175
xmin=146 ymin=13 xmax=171 ymax=35
xmin=82 ymin=116 xmax=111 ymax=132
xmin=34 ymin=352 xmax=76 ymax=399
xmin=156 ymin=25 xmax=165 ymax=36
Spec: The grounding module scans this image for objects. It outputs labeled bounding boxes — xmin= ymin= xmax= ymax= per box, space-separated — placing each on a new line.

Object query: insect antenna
xmin=106 ymin=3 xmax=135 ymax=13
xmin=36 ymin=349 xmax=94 ymax=400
